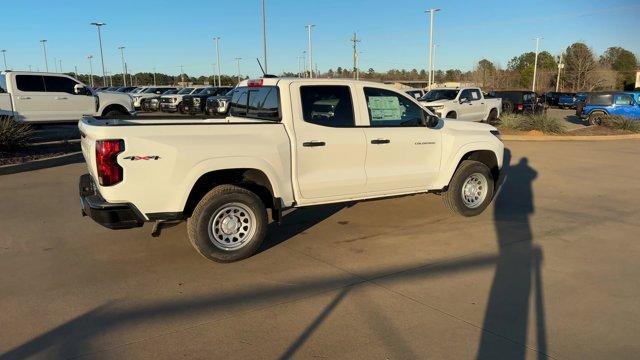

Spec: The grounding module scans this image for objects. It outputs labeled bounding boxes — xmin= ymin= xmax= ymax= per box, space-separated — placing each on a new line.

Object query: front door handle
xmin=371 ymin=139 xmax=391 ymax=144
xmin=303 ymin=141 xmax=326 ymax=147
xmin=17 ymin=96 xmax=31 ymax=100
xmin=55 ymin=96 xmax=68 ymax=100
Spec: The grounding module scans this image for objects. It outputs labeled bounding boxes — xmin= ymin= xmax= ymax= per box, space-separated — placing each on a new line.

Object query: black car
xmin=488 ymin=91 xmax=544 ymax=115
xmin=183 ymin=87 xmax=234 ymax=115
xmin=205 ymin=88 xmax=236 ymax=116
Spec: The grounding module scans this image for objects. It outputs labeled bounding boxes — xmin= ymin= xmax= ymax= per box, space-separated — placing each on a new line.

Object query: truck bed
xmin=79 ymin=116 xmax=293 ymax=216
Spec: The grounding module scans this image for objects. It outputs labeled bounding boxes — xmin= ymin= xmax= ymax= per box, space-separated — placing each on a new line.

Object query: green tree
xmin=600 ymin=47 xmax=638 ymax=89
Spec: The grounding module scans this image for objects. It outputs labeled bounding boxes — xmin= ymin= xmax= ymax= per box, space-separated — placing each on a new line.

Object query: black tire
xmin=141 ymin=101 xmax=151 ymax=112
xmin=588 ymin=111 xmax=605 ymax=126
xmin=187 ymin=184 xmax=267 ymax=263
xmin=446 ymin=111 xmax=457 ymax=119
xmin=103 ymin=109 xmax=126 ymax=118
xmin=178 ymin=103 xmax=186 ymax=114
xmin=502 ymin=100 xmax=514 ymax=115
xmin=442 ymin=160 xmax=495 ymax=217
xmin=486 ymin=108 xmax=498 ymax=123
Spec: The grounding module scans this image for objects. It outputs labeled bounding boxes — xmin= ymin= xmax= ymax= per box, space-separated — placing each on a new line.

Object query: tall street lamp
xmin=87 ymin=55 xmax=94 ymax=87
xmin=40 ymin=40 xmax=48 ymax=72
xmin=118 ymin=46 xmax=127 ymax=86
xmin=91 ymin=22 xmax=107 ymax=86
xmin=532 ymin=37 xmax=543 ymax=92
xmin=213 ymin=37 xmax=221 ymax=86
xmin=1 ymin=50 xmax=7 ymax=70
xmin=305 ymin=24 xmax=315 ymax=78
xmin=234 ymin=57 xmax=242 ymax=83
xmin=425 ymin=8 xmax=440 ymax=90
xmin=261 ymin=0 xmax=268 ymax=73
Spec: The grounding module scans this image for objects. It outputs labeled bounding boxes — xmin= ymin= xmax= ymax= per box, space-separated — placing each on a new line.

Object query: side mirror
xmin=459 ymin=97 xmax=468 ymax=104
xmin=74 ymin=84 xmax=88 ymax=95
xmin=422 ymin=113 xmax=439 ymax=128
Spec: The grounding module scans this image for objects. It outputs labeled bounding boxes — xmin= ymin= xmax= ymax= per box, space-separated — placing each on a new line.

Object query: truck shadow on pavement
xmin=1 ymin=151 xmax=548 ymax=360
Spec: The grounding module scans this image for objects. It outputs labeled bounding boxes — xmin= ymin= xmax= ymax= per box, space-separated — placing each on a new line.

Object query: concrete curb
xmin=0 ymin=151 xmax=83 ymax=176
xmin=502 ymin=133 xmax=640 ymax=141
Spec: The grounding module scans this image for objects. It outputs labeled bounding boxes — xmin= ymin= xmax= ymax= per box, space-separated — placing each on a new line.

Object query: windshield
xmin=191 ymin=88 xmax=205 ymax=94
xmin=177 ymin=88 xmax=193 ymax=94
xmin=162 ymin=89 xmax=178 ymax=95
xmin=142 ymin=87 xmax=160 ymax=93
xmin=420 ymin=89 xmax=459 ymax=101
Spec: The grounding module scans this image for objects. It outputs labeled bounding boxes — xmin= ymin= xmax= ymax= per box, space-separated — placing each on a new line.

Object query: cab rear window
xmin=229 ymin=86 xmax=280 ymax=121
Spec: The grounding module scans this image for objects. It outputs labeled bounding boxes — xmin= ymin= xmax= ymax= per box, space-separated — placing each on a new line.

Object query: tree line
xmin=70 ymin=42 xmax=637 ymax=92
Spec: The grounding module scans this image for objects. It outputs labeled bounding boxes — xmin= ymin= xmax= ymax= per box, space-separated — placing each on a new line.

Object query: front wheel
xmin=187 ymin=185 xmax=267 ymax=263
xmin=588 ymin=111 xmax=605 ymax=126
xmin=442 ymin=160 xmax=495 ymax=217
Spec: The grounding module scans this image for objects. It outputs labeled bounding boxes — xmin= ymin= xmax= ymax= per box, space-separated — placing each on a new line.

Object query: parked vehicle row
xmin=487 ymin=90 xmax=545 ymax=115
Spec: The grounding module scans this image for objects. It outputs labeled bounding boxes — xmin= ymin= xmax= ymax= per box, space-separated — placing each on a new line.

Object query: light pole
xmin=302 ymin=51 xmax=308 ymax=78
xmin=87 ymin=55 xmax=94 ymax=87
xmin=532 ymin=37 xmax=542 ymax=92
xmin=235 ymin=57 xmax=242 ymax=83
xmin=555 ymin=53 xmax=563 ymax=92
xmin=91 ymin=22 xmax=107 ymax=86
xmin=54 ymin=58 xmax=58 ymax=72
xmin=74 ymin=65 xmax=78 ymax=78
xmin=211 ymin=63 xmax=217 ymax=86
xmin=425 ymin=8 xmax=440 ymax=90
xmin=59 ymin=59 xmax=62 ymax=73
xmin=180 ymin=65 xmax=185 ymax=84
xmin=432 ymin=43 xmax=438 ymax=85
xmin=350 ymin=33 xmax=360 ymax=80
xmin=153 ymin=67 xmax=157 ymax=86
xmin=297 ymin=56 xmax=303 ymax=78
xmin=1 ymin=50 xmax=7 ymax=70
xmin=261 ymin=0 xmax=268 ymax=73
xmin=305 ymin=25 xmax=315 ymax=78
xmin=118 ymin=46 xmax=127 ymax=86
xmin=40 ymin=40 xmax=49 ymax=72
xmin=213 ymin=37 xmax=221 ymax=86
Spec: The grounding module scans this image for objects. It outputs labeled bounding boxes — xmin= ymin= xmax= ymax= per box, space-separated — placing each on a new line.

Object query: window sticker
xmin=369 ymin=96 xmax=402 ymax=120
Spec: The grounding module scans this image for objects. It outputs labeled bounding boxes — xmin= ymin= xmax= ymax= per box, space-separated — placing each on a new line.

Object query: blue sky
xmin=1 ymin=0 xmax=638 ymax=78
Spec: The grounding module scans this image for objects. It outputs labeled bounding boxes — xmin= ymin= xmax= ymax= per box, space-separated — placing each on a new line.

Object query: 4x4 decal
xmin=123 ymin=155 xmax=161 ymax=161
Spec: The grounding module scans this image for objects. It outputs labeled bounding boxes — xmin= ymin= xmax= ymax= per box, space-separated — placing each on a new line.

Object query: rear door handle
xmin=17 ymin=96 xmax=31 ymax=100
xmin=371 ymin=139 xmax=391 ymax=144
xmin=303 ymin=141 xmax=326 ymax=147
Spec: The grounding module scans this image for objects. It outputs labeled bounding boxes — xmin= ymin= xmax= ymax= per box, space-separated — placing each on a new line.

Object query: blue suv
xmin=581 ymin=92 xmax=640 ymax=125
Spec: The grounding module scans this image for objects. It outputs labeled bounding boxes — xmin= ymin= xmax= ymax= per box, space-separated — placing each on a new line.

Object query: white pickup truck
xmin=79 ymin=78 xmax=504 ymax=263
xmin=0 ymin=71 xmax=135 ymax=123
xmin=419 ymin=87 xmax=501 ymax=122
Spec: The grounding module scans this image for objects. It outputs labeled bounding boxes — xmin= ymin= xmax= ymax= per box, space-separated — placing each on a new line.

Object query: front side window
xmin=300 ymin=85 xmax=354 ymax=127
xmin=229 ymin=86 xmax=280 ymax=121
xmin=177 ymin=88 xmax=193 ymax=94
xmin=470 ymin=89 xmax=482 ymax=101
xmin=44 ymin=76 xmax=78 ymax=94
xmin=16 ymin=75 xmax=46 ymax=92
xmin=364 ymin=87 xmax=423 ymax=127
xmin=614 ymin=94 xmax=633 ymax=106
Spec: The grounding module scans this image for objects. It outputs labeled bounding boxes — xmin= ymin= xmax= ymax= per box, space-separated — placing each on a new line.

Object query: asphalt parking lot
xmin=1 ymin=140 xmax=639 ymax=359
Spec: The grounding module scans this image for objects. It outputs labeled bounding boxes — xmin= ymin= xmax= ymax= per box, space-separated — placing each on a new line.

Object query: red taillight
xmin=95 ymin=139 xmax=124 ymax=186
xmin=517 ymin=104 xmax=524 ymax=111
xmin=248 ymin=79 xmax=263 ymax=88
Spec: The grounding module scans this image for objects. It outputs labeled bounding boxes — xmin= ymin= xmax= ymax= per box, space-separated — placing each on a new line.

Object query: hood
xmin=96 ymin=91 xmax=131 ymax=101
xmin=419 ymin=100 xmax=453 ymax=106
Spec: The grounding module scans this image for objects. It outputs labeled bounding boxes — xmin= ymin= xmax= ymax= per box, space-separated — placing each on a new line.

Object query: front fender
xmin=433 ymin=140 xmax=503 ymax=189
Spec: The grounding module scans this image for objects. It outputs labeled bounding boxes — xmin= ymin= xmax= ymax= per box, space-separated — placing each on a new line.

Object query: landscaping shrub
xmin=0 ymin=117 xmax=34 ymax=150
xmin=599 ymin=115 xmax=640 ymax=133
xmin=496 ymin=113 xmax=566 ymax=134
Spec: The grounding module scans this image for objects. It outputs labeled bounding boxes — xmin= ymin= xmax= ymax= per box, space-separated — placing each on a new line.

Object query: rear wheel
xmin=486 ymin=108 xmax=498 ymax=123
xmin=443 ymin=160 xmax=494 ymax=217
xmin=178 ymin=102 xmax=186 ymax=114
xmin=103 ymin=109 xmax=127 ymax=118
xmin=502 ymin=101 xmax=514 ymax=115
xmin=588 ymin=111 xmax=605 ymax=126
xmin=187 ymin=185 xmax=267 ymax=263
xmin=446 ymin=111 xmax=457 ymax=119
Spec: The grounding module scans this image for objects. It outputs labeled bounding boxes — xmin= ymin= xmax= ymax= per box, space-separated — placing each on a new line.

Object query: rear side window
xmin=16 ymin=75 xmax=46 ymax=92
xmin=470 ymin=89 xmax=481 ymax=100
xmin=588 ymin=94 xmax=613 ymax=106
xmin=44 ymin=76 xmax=78 ymax=94
xmin=230 ymin=86 xmax=280 ymax=121
xmin=0 ymin=75 xmax=6 ymax=92
xmin=300 ymin=86 xmax=354 ymax=127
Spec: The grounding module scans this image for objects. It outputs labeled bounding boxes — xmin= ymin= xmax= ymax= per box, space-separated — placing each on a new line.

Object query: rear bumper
xmin=79 ymin=174 xmax=144 ymax=229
